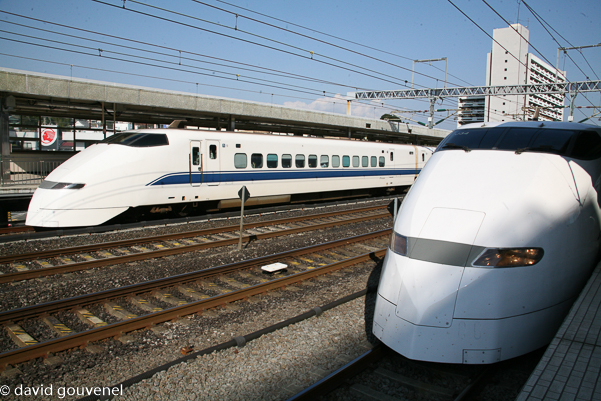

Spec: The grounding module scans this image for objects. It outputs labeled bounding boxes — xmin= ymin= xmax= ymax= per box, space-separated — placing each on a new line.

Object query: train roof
xmin=459 ymin=121 xmax=601 ymax=131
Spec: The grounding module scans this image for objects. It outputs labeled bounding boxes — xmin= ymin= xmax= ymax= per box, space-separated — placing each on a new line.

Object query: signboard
xmin=41 ymin=128 xmax=58 ymax=147
xmin=238 ymin=186 xmax=250 ymax=202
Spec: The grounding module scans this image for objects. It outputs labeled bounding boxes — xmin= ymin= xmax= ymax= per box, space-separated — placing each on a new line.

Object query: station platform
xmin=518 ymin=260 xmax=601 ymax=401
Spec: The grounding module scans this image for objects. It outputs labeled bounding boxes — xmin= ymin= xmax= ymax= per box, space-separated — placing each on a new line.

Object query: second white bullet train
xmin=26 ymin=127 xmax=432 ymax=228
xmin=373 ymin=121 xmax=601 ymax=364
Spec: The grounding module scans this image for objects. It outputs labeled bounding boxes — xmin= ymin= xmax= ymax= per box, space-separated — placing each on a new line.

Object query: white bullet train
xmin=373 ymin=121 xmax=601 ymax=364
xmin=25 ymin=127 xmax=432 ymax=228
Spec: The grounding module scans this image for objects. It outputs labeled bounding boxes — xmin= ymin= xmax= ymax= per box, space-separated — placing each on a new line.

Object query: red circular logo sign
xmin=41 ymin=128 xmax=57 ymax=146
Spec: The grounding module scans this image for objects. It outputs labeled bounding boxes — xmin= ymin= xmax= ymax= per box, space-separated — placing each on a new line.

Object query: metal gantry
xmin=351 ymin=80 xmax=601 ymax=128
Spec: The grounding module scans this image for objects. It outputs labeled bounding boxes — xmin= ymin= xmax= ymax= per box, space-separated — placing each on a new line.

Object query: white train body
xmin=26 ymin=129 xmax=432 ymax=228
xmin=373 ymin=121 xmax=601 ymax=364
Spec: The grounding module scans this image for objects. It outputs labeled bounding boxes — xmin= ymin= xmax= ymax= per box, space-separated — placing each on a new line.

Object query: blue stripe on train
xmin=147 ymin=168 xmax=420 ymax=186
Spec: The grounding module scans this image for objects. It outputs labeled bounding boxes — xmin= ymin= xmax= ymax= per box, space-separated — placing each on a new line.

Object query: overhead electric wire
xmin=213 ymin=0 xmax=415 ymax=64
xmin=481 ymin=0 xmax=560 ymax=77
xmin=522 ymin=0 xmax=599 ymax=81
xmin=0 ymin=17 xmax=422 ymax=117
xmin=0 ymin=16 xmax=380 ymax=92
xmin=0 ymin=52 xmax=374 ymax=110
xmin=92 ymin=0 xmax=417 ymax=89
xmin=188 ymin=0 xmax=465 ymax=88
xmin=446 ymin=0 xmax=528 ymax=71
xmin=0 ymin=10 xmax=362 ymax=90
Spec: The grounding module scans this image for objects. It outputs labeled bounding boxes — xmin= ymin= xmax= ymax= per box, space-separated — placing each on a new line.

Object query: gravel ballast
xmin=0 ymin=200 xmax=388 ymax=400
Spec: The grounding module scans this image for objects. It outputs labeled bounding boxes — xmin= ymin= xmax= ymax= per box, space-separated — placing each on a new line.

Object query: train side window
xmin=379 ymin=156 xmax=385 ymax=167
xmin=371 ymin=156 xmax=377 ymax=167
xmin=282 ymin=154 xmax=292 ymax=168
xmin=295 ymin=154 xmax=305 ymax=168
xmin=352 ymin=156 xmax=360 ymax=167
xmin=308 ymin=154 xmax=318 ymax=168
xmin=209 ymin=145 xmax=217 ymax=160
xmin=251 ymin=153 xmax=263 ymax=168
xmin=332 ymin=155 xmax=340 ymax=168
xmin=342 ymin=155 xmax=350 ymax=167
xmin=362 ymin=156 xmax=368 ymax=167
xmin=390 ymin=152 xmax=394 ymax=161
xmin=192 ymin=147 xmax=200 ymax=166
xmin=422 ymin=153 xmax=425 ymax=162
xmin=267 ymin=154 xmax=278 ymax=168
xmin=320 ymin=155 xmax=329 ymax=167
xmin=234 ymin=153 xmax=247 ymax=169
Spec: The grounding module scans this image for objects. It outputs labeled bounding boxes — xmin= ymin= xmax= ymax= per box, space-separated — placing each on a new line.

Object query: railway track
xmin=292 ymin=346 xmax=488 ymax=401
xmin=0 ymin=205 xmax=389 ymax=283
xmin=0 ymin=229 xmax=390 ymax=370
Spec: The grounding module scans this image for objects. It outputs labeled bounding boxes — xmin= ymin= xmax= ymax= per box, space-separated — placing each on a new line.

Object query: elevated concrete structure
xmin=0 ymin=68 xmax=448 ymax=145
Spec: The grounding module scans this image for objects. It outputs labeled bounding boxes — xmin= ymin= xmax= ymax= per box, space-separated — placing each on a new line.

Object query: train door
xmin=190 ymin=141 xmax=201 ymax=187
xmin=206 ymin=140 xmax=220 ymax=186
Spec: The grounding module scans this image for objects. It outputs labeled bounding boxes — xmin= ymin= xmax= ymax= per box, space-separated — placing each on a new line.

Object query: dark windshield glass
xmin=437 ymin=126 xmax=599 ymax=159
xmin=102 ymin=132 xmax=169 ymax=147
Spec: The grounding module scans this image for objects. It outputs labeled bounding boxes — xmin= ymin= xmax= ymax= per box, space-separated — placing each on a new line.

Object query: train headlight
xmin=390 ymin=232 xmax=407 ymax=256
xmin=39 ymin=180 xmax=86 ymax=190
xmin=472 ymin=248 xmax=544 ymax=268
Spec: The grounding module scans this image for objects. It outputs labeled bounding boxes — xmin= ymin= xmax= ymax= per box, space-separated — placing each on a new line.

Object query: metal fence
xmin=0 ymin=158 xmax=62 ymax=186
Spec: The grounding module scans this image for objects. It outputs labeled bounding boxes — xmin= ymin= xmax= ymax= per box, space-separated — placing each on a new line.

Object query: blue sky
xmin=0 ymin=0 xmax=599 ymax=129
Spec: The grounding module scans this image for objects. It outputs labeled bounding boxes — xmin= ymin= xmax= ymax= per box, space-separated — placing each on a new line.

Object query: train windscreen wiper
xmin=441 ymin=143 xmax=471 ymax=152
xmin=515 ymin=145 xmax=558 ymax=155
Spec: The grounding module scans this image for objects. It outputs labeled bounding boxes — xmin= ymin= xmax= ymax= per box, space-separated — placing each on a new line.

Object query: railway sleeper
xmin=104 ymin=302 xmax=137 ymax=320
xmin=130 ymin=296 xmax=163 ymax=313
xmin=74 ymin=309 xmax=107 ymax=328
xmin=152 ymin=290 xmax=188 ymax=306
xmin=5 ymin=324 xmax=38 ymax=347
xmin=41 ymin=316 xmax=74 ymax=337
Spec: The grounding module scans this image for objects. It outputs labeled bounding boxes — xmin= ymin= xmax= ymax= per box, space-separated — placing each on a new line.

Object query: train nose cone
xmin=394 ymin=208 xmax=485 ymax=328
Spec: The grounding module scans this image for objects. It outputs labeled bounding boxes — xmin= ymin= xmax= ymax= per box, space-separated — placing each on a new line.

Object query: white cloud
xmin=283 ymin=94 xmax=387 ymax=119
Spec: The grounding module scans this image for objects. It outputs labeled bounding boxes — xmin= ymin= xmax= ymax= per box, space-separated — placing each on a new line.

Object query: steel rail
xmin=0 ymin=229 xmax=390 ymax=324
xmin=0 ymin=236 xmax=388 ymax=369
xmin=0 ymin=205 xmax=386 ymax=264
xmin=0 ymin=210 xmax=390 ymax=284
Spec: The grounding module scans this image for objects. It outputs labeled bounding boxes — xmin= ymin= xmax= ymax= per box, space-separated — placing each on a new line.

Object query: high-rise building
xmin=457 ymin=23 xmax=566 ymax=126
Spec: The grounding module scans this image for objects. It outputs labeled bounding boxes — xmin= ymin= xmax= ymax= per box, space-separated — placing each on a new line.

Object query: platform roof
xmin=0 ymin=68 xmax=448 ymax=145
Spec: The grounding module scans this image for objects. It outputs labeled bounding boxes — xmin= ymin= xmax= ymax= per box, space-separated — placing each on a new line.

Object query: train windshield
xmin=436 ymin=127 xmax=601 ymax=160
xmin=102 ymin=132 xmax=169 ymax=147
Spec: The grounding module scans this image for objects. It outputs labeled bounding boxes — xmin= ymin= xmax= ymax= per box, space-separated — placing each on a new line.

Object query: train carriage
xmin=373 ymin=121 xmax=601 ymax=364
xmin=26 ymin=128 xmax=432 ymax=228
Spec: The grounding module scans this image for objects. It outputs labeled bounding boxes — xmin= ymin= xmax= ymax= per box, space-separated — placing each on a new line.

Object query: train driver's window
xmin=379 ymin=156 xmax=385 ymax=167
xmin=251 ymin=153 xmax=263 ymax=168
xmin=209 ymin=145 xmax=217 ymax=160
xmin=308 ymin=155 xmax=317 ymax=168
xmin=371 ymin=156 xmax=377 ymax=167
xmin=362 ymin=156 xmax=368 ymax=167
xmin=234 ymin=153 xmax=247 ymax=169
xmin=332 ymin=155 xmax=340 ymax=168
xmin=295 ymin=154 xmax=305 ymax=168
xmin=342 ymin=156 xmax=350 ymax=167
xmin=282 ymin=154 xmax=292 ymax=168
xmin=267 ymin=154 xmax=278 ymax=168
xmin=320 ymin=155 xmax=329 ymax=167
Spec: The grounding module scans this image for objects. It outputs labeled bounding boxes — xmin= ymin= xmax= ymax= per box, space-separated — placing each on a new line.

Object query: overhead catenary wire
xmin=92 ymin=0 xmax=420 ymax=89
